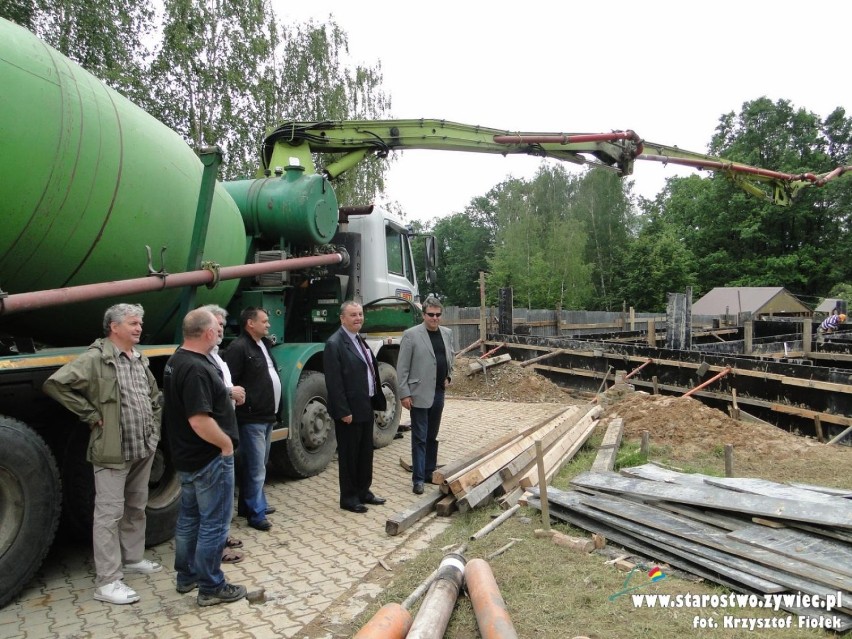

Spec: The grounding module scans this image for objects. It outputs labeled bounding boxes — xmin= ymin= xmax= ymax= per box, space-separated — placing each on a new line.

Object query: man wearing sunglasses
xmin=397 ymin=296 xmax=455 ymax=494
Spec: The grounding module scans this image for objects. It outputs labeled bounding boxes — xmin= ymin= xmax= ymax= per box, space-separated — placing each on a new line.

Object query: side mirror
xmin=425 ymin=235 xmax=437 ymax=270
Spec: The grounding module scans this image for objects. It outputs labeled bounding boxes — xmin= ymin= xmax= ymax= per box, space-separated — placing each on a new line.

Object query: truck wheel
xmin=60 ymin=427 xmax=179 ymax=547
xmin=143 ymin=439 xmax=180 ymax=547
xmin=269 ymin=371 xmax=335 ymax=478
xmin=373 ymin=363 xmax=401 ymax=448
xmin=0 ymin=416 xmax=61 ymax=609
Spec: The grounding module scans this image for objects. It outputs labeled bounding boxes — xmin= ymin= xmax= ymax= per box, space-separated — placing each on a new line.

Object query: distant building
xmin=815 ymin=298 xmax=847 ymax=315
xmin=692 ymin=287 xmax=811 ymax=320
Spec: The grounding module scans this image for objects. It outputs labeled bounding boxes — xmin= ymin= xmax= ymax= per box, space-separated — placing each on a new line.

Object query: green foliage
xmin=656 ymin=97 xmax=852 ymax=301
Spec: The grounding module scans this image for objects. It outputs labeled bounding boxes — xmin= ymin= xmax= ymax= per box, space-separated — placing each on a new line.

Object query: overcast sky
xmin=273 ymin=1 xmax=849 ymax=223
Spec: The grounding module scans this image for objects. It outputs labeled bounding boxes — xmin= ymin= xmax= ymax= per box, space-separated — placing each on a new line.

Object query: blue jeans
xmin=410 ymin=388 xmax=445 ymax=485
xmin=237 ymin=422 xmax=273 ymax=525
xmin=174 ymin=454 xmax=234 ymax=595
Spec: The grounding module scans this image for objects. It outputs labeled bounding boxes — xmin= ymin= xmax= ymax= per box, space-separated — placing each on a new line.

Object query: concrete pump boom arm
xmin=263 ymin=119 xmax=850 ymax=206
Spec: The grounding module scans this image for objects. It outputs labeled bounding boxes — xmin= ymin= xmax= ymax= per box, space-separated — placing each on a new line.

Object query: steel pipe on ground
xmin=465 ymin=558 xmax=519 ymax=639
xmin=352 ymin=602 xmax=411 ymax=639
xmin=406 ymin=553 xmax=466 ymax=639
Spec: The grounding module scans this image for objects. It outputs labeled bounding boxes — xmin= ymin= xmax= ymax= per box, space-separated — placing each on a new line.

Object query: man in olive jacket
xmin=43 ymin=303 xmax=163 ymax=605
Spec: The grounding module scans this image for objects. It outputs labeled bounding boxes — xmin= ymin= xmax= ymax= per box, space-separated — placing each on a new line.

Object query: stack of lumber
xmin=385 ymin=403 xmax=602 ymax=536
xmin=435 ymin=403 xmax=602 ymax=512
xmin=526 ymin=464 xmax=852 ymax=630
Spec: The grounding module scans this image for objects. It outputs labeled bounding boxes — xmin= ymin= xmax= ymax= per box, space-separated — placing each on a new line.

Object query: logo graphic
xmin=609 ymin=565 xmax=668 ymax=601
xmin=395 ymin=288 xmax=413 ymax=301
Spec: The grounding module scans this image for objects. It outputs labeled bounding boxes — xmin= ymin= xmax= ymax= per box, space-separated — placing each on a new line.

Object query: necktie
xmin=357 ymin=335 xmax=376 ymax=395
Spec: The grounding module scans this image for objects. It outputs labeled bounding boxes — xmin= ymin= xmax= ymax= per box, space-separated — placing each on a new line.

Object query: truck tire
xmin=269 ymin=371 xmax=335 ymax=478
xmin=60 ymin=427 xmax=179 ymax=547
xmin=373 ymin=363 xmax=401 ymax=448
xmin=0 ymin=416 xmax=61 ymax=609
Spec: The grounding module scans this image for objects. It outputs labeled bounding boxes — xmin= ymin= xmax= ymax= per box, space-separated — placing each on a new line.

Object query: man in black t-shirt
xmin=163 ymin=309 xmax=246 ymax=607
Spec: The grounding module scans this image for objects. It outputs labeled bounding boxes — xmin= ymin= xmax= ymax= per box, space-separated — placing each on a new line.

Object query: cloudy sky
xmin=273 ymin=1 xmax=848 ymax=223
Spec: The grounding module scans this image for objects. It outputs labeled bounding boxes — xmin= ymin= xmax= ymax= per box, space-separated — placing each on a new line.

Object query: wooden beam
xmin=385 ymin=489 xmax=443 ymax=536
xmin=590 ymin=417 xmax=624 ymax=473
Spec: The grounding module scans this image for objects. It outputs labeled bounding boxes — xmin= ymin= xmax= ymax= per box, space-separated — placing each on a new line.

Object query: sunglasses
xmin=425 ymin=312 xmax=442 ymax=318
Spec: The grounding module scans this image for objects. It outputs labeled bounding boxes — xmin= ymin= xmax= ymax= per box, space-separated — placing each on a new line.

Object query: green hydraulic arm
xmin=262 ymin=119 xmax=851 ymax=207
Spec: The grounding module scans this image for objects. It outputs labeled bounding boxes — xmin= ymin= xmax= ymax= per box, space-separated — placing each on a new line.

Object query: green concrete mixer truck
xmin=4 ymin=16 xmax=848 ymax=608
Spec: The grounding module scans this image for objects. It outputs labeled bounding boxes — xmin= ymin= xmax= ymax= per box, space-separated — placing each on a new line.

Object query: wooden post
xmin=730 ymin=388 xmax=740 ymax=420
xmin=724 ymin=444 xmax=734 ymax=477
xmin=555 ymin=303 xmax=562 ymax=334
xmin=535 ymin=440 xmax=550 ymax=532
xmin=803 ymin=318 xmax=813 ymax=356
xmin=814 ymin=415 xmax=825 ymax=443
xmin=652 ymin=376 xmax=659 ymax=395
xmin=744 ymin=321 xmax=754 ymax=355
xmin=640 ymin=431 xmax=650 ymax=457
xmin=629 ymin=306 xmax=635 ymax=331
xmin=479 ymin=271 xmax=487 ymax=354
xmin=646 ymin=318 xmax=655 ymax=347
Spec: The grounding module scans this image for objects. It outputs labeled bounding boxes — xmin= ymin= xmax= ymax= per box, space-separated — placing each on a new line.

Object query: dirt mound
xmin=447 ymin=357 xmax=575 ymax=403
xmin=600 ymin=391 xmax=851 ymax=487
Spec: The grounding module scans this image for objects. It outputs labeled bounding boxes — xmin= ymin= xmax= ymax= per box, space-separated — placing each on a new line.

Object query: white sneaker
xmin=94 ymin=579 xmax=140 ymax=605
xmin=123 ymin=559 xmax=163 ymax=574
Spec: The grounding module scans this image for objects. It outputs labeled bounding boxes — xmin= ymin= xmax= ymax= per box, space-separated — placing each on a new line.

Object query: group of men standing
xmin=41 ymin=295 xmax=454 ymax=606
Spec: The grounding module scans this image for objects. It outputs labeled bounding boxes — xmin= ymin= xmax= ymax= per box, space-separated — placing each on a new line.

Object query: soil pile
xmin=447 ymin=357 xmax=575 ymax=403
xmin=443 ymin=356 xmax=849 ymax=487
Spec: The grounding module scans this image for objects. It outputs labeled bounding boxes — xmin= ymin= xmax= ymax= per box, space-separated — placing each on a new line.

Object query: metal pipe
xmin=624 ymin=358 xmax=653 ymax=380
xmin=465 ymin=558 xmax=519 ymax=639
xmin=470 ymin=504 xmax=521 ymax=541
xmin=406 ymin=553 xmax=466 ymax=639
xmin=0 ymin=252 xmax=346 ymax=315
xmin=352 ymin=602 xmax=412 ymax=639
xmin=683 ymin=366 xmax=732 ymax=398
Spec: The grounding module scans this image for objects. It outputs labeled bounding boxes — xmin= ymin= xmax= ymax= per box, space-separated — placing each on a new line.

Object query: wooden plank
xmin=385 ymin=489 xmax=443 ymax=536
xmin=435 ymin=495 xmax=458 ymax=517
xmin=517 ymin=409 xmax=601 ymax=488
xmin=449 ymin=408 xmax=576 ymax=494
xmin=653 ymin=502 xmax=749 ymax=531
xmin=590 ymin=417 xmax=624 ymax=472
xmin=528 ymin=491 xmax=785 ymax=593
xmin=528 ymin=496 xmax=852 ymax=633
xmin=573 ymin=491 xmax=852 ymax=594
xmin=498 ymin=406 xmax=584 ymax=480
xmin=466 ymin=353 xmax=511 ymax=376
xmin=434 ymin=407 xmax=567 ymax=484
xmin=620 ymin=463 xmax=709 ymax=484
xmin=788 ymin=482 xmax=852 ymax=498
xmin=703 ymin=477 xmax=849 ymax=505
xmin=571 ymin=471 xmax=852 ymax=529
xmin=456 ymin=472 xmax=504 ymax=513
xmin=727 ymin=526 xmax=852 ymax=576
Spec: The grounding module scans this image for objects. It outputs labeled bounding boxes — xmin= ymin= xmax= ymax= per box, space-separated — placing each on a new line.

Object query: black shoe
xmin=197 ymin=583 xmax=247 ymax=607
xmin=249 ymin=519 xmax=272 ymax=531
xmin=363 ymin=496 xmax=386 ymax=505
xmin=176 ymin=582 xmax=198 ymax=594
xmin=341 ymin=503 xmax=368 ymax=513
xmin=413 ymin=483 xmax=424 ymax=495
xmin=265 ymin=506 xmax=277 ymax=515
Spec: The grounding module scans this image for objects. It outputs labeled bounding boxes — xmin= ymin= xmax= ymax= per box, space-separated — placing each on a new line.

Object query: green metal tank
xmin=0 ymin=18 xmax=247 ymax=345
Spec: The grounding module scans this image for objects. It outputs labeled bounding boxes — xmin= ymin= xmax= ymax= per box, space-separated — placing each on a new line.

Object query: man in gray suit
xmin=397 ymin=296 xmax=455 ymax=494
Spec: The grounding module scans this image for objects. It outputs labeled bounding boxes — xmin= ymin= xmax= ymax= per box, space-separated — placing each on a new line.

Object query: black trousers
xmin=335 ymin=419 xmax=374 ymax=508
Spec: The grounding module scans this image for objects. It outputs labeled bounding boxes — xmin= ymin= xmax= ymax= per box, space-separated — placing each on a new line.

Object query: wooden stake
xmin=814 ymin=415 xmax=824 ymax=443
xmin=535 ymin=440 xmax=550 ymax=532
xmin=640 ymin=431 xmax=650 ymax=457
xmin=731 ymin=388 xmax=740 ymax=420
xmin=652 ymin=375 xmax=659 ymax=395
xmin=724 ymin=444 xmax=734 ymax=477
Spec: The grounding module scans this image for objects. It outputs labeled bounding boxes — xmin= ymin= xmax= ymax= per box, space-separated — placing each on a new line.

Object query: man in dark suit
xmin=323 ymin=301 xmax=387 ymax=513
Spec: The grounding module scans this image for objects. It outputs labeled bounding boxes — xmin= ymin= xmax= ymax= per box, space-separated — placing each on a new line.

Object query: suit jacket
xmin=397 ymin=323 xmax=455 ymax=409
xmin=324 ymin=327 xmax=386 ymax=422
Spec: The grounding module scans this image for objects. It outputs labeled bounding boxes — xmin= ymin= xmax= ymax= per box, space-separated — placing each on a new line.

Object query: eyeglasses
xmin=425 ymin=312 xmax=442 ymax=318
